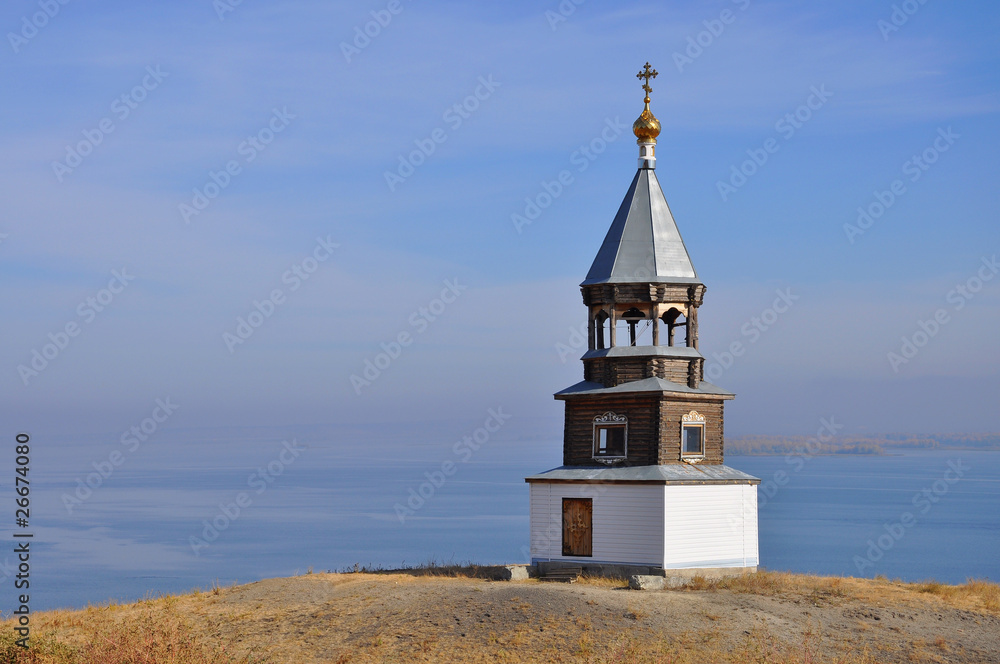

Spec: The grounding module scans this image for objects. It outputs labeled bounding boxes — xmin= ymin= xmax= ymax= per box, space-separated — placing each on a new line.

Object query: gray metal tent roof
xmin=525 ymin=464 xmax=759 ymax=485
xmin=555 ymin=377 xmax=734 ymax=399
xmin=582 ymin=168 xmax=698 ymax=286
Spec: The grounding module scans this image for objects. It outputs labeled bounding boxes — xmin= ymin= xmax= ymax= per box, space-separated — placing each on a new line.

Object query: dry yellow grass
xmin=680 ymin=570 xmax=1000 ymax=614
xmin=1 ymin=570 xmax=997 ymax=663
xmin=0 ymin=598 xmax=261 ymax=663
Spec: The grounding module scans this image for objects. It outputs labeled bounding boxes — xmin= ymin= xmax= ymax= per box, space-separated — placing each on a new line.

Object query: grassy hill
xmin=2 ymin=569 xmax=999 ymax=663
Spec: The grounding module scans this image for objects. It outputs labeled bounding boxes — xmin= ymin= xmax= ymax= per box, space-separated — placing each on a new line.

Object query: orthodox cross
xmin=636 ymin=62 xmax=658 ymax=99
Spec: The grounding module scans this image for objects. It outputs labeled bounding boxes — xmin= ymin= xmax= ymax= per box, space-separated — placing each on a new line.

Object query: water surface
xmin=12 ymin=427 xmax=1000 ymax=611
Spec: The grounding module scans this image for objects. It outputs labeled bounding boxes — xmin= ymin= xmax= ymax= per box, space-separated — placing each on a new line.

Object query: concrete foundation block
xmin=628 ymin=575 xmax=665 ymax=591
xmin=500 ymin=564 xmax=532 ymax=581
xmin=665 ymin=566 xmax=757 ymax=587
xmin=630 ymin=566 xmax=758 ymax=590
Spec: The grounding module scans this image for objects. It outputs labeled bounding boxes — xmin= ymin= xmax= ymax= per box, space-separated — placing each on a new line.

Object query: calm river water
xmin=12 ymin=427 xmax=1000 ymax=611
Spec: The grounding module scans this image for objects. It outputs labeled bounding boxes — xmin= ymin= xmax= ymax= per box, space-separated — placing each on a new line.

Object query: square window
xmin=593 ymin=425 xmax=626 ymax=458
xmin=682 ymin=424 xmax=703 ymax=455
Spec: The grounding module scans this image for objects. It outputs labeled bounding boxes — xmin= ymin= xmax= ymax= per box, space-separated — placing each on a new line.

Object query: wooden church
xmin=526 ymin=64 xmax=760 ymax=574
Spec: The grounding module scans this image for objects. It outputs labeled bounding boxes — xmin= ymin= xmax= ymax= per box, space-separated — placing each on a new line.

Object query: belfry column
xmin=687 ymin=287 xmax=699 ymax=350
xmin=651 ymin=306 xmax=660 ymax=346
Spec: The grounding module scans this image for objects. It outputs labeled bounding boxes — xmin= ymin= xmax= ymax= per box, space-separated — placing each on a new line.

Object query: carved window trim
xmin=592 ymin=412 xmax=627 ymax=463
xmin=681 ymin=410 xmax=705 ymax=461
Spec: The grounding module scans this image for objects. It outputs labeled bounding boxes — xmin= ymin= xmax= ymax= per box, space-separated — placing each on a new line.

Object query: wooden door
xmin=562 ymin=498 xmax=593 ymax=557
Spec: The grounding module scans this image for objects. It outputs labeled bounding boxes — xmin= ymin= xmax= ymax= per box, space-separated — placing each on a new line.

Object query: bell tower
xmin=526 ymin=64 xmax=759 ymax=575
xmin=561 ymin=62 xmax=731 ymax=467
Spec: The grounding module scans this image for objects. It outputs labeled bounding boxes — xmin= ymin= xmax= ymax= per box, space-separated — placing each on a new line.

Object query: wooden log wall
xmin=583 ymin=357 xmax=698 ymax=387
xmin=657 ymin=399 xmax=724 ymax=464
xmin=562 ymin=396 xmax=726 ymax=466
xmin=581 ymin=283 xmax=706 ymax=307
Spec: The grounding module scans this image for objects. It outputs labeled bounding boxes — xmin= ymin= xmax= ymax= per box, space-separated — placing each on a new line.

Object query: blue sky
xmin=2 ymin=0 xmax=998 ymax=438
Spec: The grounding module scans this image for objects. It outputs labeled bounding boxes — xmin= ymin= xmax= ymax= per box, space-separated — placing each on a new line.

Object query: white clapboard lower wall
xmin=529 ymin=482 xmax=758 ymax=569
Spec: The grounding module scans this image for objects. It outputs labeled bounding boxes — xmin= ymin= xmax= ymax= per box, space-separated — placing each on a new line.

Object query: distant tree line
xmin=727 ymin=433 xmax=1000 ymax=456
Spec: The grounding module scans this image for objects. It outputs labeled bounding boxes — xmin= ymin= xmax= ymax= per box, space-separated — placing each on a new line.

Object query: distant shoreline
xmin=731 ymin=447 xmax=1000 ymax=457
xmin=726 ymin=433 xmax=1000 ymax=457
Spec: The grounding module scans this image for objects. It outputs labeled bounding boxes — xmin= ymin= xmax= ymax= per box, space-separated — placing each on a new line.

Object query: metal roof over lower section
xmin=582 ymin=168 xmax=699 ymax=285
xmin=525 ymin=464 xmax=760 ymax=485
xmin=555 ymin=377 xmax=735 ymax=399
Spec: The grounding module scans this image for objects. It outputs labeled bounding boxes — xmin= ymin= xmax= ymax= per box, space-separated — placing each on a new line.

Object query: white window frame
xmin=681 ymin=410 xmax=706 ymax=460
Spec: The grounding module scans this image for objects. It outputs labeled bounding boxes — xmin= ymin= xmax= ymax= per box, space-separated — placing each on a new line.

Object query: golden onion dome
xmin=633 ymin=96 xmax=661 ymax=144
